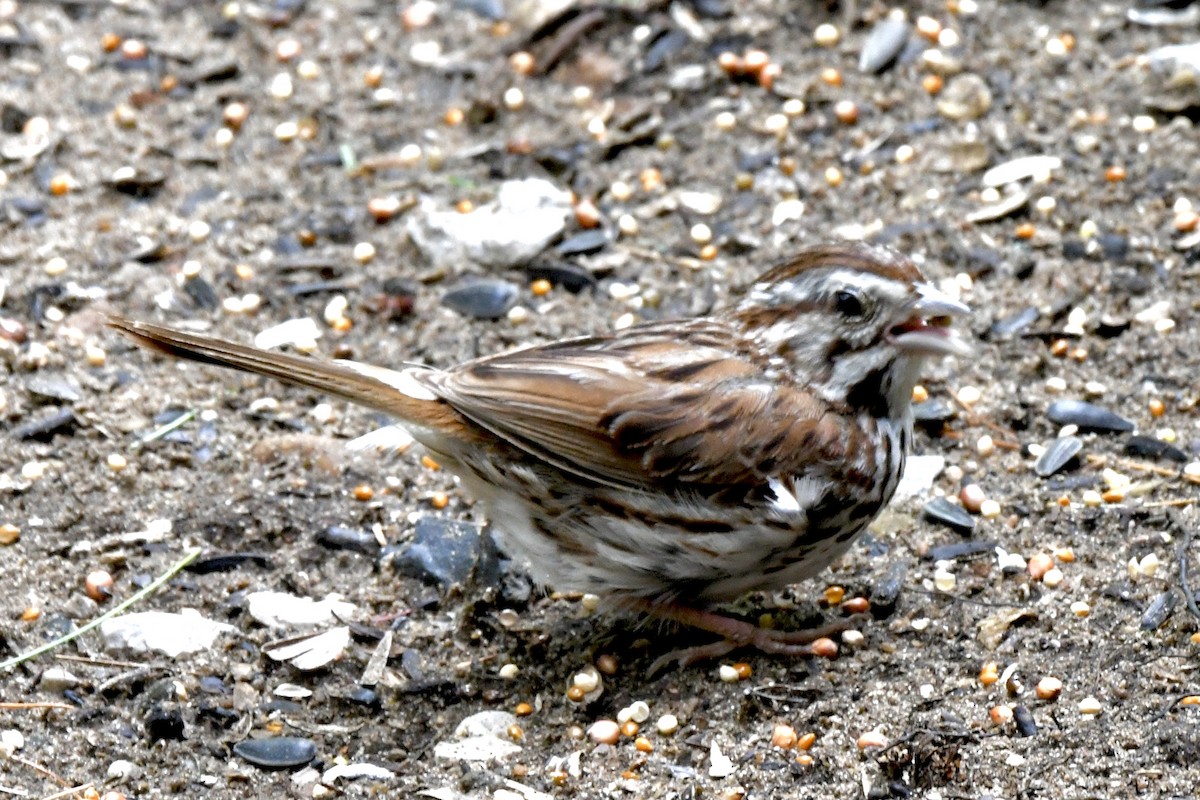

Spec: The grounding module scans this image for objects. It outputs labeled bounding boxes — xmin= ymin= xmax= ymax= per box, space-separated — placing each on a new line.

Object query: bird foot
xmin=641 ymin=603 xmax=868 ymax=676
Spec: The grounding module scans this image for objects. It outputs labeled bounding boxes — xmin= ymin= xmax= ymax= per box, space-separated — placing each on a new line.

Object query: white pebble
xmin=979 ymin=499 xmax=1002 ymax=519
xmin=498 ymin=663 xmax=519 ymax=679
xmin=813 ymin=23 xmax=840 ymax=46
xmin=627 ymin=700 xmax=650 ymax=723
xmin=21 ymin=461 xmax=47 ymax=480
xmin=572 ymin=670 xmax=599 ymax=693
xmin=690 ymin=223 xmax=713 ymax=244
xmin=718 ymin=664 xmax=740 ymax=683
xmin=588 ymin=719 xmax=620 ymax=745
xmin=1045 ymin=377 xmax=1067 ymax=394
xmin=933 ymin=569 xmax=956 ymax=593
xmin=976 ymin=435 xmax=995 ymax=457
xmin=957 ymin=386 xmax=981 ymax=406
xmin=655 ymin=714 xmax=680 ymax=735
xmin=352 ymin=242 xmax=375 ymax=264
xmin=106 ymin=453 xmax=127 ymax=472
xmin=1042 ymin=567 xmax=1063 ymax=587
xmin=269 ymin=72 xmax=293 ymax=99
xmin=1078 ymin=696 xmax=1102 ymax=715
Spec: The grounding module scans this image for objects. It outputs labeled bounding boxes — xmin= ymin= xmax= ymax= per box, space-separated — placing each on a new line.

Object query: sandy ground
xmin=2 ymin=0 xmax=1199 ymax=797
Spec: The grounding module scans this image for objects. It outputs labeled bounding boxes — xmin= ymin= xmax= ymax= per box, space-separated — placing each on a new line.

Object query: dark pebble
xmin=927 ymin=540 xmax=998 ymax=562
xmin=108 ymin=168 xmax=167 ymax=197
xmin=388 ymin=516 xmax=485 ymax=589
xmin=1046 ymin=399 xmax=1134 ymax=433
xmin=11 ymin=408 xmax=77 ymax=441
xmin=1123 ymin=435 xmax=1188 ymax=462
xmin=441 ymin=279 xmax=519 ymax=319
xmin=401 ymin=648 xmax=425 ymax=680
xmin=988 ymin=307 xmax=1039 ymax=340
xmin=183 ymin=276 xmax=220 ymax=310
xmin=1035 ymin=436 xmax=1083 ymax=477
xmin=526 ymin=261 xmax=597 ymax=293
xmin=870 ymin=561 xmax=908 ymax=616
xmin=1062 ymin=238 xmax=1089 ymax=259
xmin=199 ymin=676 xmax=228 ymax=695
xmin=347 ymin=687 xmax=381 ymax=708
xmin=912 ymin=398 xmax=956 ymax=424
xmin=643 ymin=28 xmax=689 ymax=73
xmin=145 ymin=705 xmax=186 ymax=742
xmin=1013 ymin=706 xmax=1038 ymax=737
xmin=185 ymin=553 xmax=272 ymax=574
xmin=317 ymin=525 xmax=380 ymax=555
xmin=1140 ymin=590 xmax=1177 ymax=630
xmin=1095 ymin=315 xmax=1131 ymax=337
xmin=922 ymin=497 xmax=977 ymax=534
xmin=556 ymin=228 xmax=611 ymax=256
xmin=233 ymin=737 xmax=318 ymax=770
xmin=1097 ymin=234 xmax=1130 ymax=262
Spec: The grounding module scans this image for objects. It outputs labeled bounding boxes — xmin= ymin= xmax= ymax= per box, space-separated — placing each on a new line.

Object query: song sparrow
xmin=109 ymin=242 xmax=969 ymax=668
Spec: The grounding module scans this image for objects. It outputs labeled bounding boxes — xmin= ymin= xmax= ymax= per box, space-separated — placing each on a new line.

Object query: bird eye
xmin=834 ymin=289 xmax=868 ymax=318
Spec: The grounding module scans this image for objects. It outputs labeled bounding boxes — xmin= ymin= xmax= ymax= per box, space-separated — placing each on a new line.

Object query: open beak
xmin=889 ymin=284 xmax=972 ymax=357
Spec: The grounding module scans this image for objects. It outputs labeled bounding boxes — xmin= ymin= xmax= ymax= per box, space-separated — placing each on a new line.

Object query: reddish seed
xmin=810 ymin=638 xmax=838 ymax=659
xmin=1105 ymin=165 xmax=1126 ymax=183
xmin=742 ymin=49 xmax=770 ymax=77
xmin=820 ymin=67 xmax=842 ymax=87
xmin=842 ymin=596 xmax=870 ymax=614
xmin=717 ymin=51 xmax=742 ymax=75
xmin=833 ymin=99 xmax=858 ymax=125
xmin=353 ymin=484 xmax=374 ymax=502
xmin=85 ymin=570 xmax=114 ymax=602
xmin=1015 ymin=222 xmax=1036 ymax=239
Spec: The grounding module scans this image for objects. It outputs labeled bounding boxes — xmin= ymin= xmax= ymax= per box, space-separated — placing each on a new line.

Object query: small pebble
xmin=572 ymin=670 xmax=600 ymax=694
xmin=1036 ymin=677 xmax=1063 ymax=701
xmin=1042 ymin=567 xmax=1063 ymax=587
xmin=85 ymin=570 xmax=114 ymax=601
xmin=979 ymin=662 xmax=999 ymax=686
xmin=813 ymin=23 xmax=840 ymax=46
xmin=655 ymin=714 xmax=679 ymax=735
xmin=1027 ymin=553 xmax=1053 ymax=580
xmin=856 ymin=730 xmax=887 ymax=750
xmin=1070 ymin=601 xmax=1090 ymax=617
xmin=588 ymin=720 xmax=620 ymax=745
xmin=960 ymin=484 xmax=986 ymax=513
xmin=106 ymin=453 xmax=128 ymax=472
xmin=1078 ymin=697 xmax=1102 ymax=716
xmin=990 ymin=705 xmax=1013 ymax=725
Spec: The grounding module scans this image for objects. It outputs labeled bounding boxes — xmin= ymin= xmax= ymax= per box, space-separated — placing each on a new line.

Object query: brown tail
xmin=106 ymin=315 xmax=443 ymax=423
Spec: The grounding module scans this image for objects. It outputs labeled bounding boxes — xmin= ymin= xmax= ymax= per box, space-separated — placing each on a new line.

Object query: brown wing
xmin=423 ymin=320 xmax=849 ymax=490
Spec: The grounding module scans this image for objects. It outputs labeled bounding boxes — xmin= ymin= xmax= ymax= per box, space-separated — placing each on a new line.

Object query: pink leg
xmin=634 ymin=601 xmax=866 ymax=674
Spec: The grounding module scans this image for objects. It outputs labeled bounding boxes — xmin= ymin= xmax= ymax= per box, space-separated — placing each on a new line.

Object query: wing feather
xmin=423 ymin=322 xmax=850 ymax=491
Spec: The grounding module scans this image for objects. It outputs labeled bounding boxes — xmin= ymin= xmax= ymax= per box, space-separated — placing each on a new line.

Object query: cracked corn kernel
xmin=979 ymin=662 xmax=999 ymax=686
